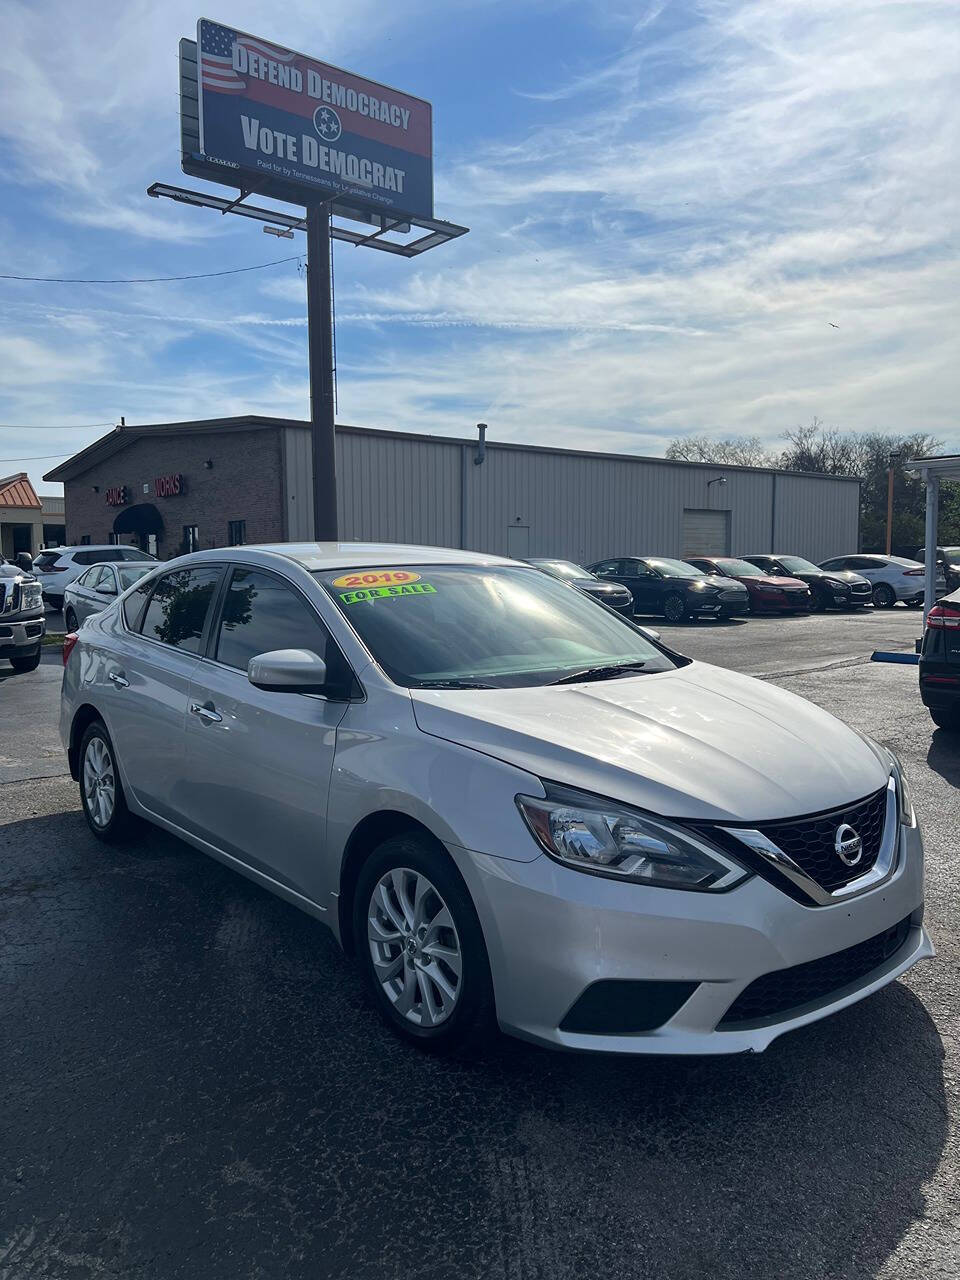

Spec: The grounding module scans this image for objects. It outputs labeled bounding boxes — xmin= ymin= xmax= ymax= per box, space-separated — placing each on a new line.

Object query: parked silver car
xmin=33 ymin=545 xmax=156 ymax=610
xmin=60 ymin=543 xmax=930 ymax=1056
xmin=820 ymin=554 xmax=946 ymax=609
xmin=63 ymin=561 xmax=156 ymax=631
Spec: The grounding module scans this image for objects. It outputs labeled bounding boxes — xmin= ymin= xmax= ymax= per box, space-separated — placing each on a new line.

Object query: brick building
xmin=44 ymin=417 xmax=314 ymax=557
xmin=45 ymin=414 xmax=861 ymax=564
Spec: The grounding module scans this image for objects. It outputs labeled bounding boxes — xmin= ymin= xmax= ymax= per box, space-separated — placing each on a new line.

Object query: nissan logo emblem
xmin=835 ymin=823 xmax=863 ymax=867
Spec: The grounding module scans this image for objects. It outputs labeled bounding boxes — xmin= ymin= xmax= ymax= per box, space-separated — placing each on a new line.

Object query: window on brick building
xmin=182 ymin=525 xmax=200 ymax=554
xmin=79 ymin=535 xmax=91 ymax=545
xmin=228 ymin=519 xmax=246 ymax=546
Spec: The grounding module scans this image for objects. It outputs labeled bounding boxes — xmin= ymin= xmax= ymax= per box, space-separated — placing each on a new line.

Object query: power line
xmin=0 ymin=423 xmax=115 ymax=430
xmin=0 ymin=453 xmax=72 ymax=463
xmin=0 ymin=255 xmax=302 ymax=284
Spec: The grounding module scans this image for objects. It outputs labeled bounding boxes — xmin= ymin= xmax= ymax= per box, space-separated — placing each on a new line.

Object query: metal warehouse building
xmin=45 ymin=416 xmax=860 ymax=564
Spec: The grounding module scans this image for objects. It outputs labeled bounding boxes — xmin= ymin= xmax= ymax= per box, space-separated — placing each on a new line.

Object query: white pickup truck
xmin=0 ymin=557 xmax=45 ymax=673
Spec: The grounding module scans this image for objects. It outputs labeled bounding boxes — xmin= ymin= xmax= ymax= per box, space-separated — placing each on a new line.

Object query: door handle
xmin=108 ymin=671 xmax=129 ymax=688
xmin=190 ymin=701 xmax=222 ymax=724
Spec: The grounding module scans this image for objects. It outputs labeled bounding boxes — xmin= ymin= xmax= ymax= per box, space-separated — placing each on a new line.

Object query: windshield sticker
xmin=340 ymin=583 xmax=437 ymax=605
xmin=332 ymin=570 xmax=421 ymax=589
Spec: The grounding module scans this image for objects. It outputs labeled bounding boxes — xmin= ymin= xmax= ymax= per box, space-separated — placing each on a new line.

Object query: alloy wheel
xmin=663 ymin=593 xmax=685 ymax=623
xmin=367 ymin=867 xmax=462 ymax=1027
xmin=83 ymin=735 xmax=116 ymax=829
xmin=873 ymin=583 xmax=895 ymax=609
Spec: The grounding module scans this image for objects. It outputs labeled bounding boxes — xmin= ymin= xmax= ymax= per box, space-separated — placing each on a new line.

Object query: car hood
xmin=744 ymin=574 xmax=808 ymax=589
xmin=578 ymin=579 xmax=629 ymax=595
xmin=410 ymin=662 xmax=888 ymax=822
xmin=679 ymin=574 xmax=746 ymax=592
xmin=821 ymin=570 xmax=869 ymax=586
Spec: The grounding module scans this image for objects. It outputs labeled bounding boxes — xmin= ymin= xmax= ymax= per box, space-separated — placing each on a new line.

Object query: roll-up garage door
xmin=682 ymin=509 xmax=730 ymax=557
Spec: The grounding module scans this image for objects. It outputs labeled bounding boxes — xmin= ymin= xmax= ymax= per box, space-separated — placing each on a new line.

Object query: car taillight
xmin=41 ymin=564 xmax=68 ymax=572
xmin=63 ymin=632 xmax=79 ymax=665
xmin=926 ymin=604 xmax=960 ymax=629
xmin=903 ymin=567 xmax=924 ymax=576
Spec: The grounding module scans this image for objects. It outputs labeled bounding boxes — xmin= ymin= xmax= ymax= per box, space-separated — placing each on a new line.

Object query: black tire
xmin=64 ymin=607 xmax=78 ymax=631
xmin=930 ymin=708 xmax=960 ymax=732
xmin=873 ymin=583 xmax=896 ymax=609
xmin=9 ymin=649 xmax=41 ymax=673
xmin=78 ymin=720 xmax=137 ymax=842
xmin=662 ymin=592 xmax=687 ymax=624
xmin=354 ymin=833 xmax=496 ymax=1055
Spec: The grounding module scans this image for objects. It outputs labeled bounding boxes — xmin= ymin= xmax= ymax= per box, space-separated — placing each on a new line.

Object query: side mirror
xmin=637 ymin=625 xmax=661 ymax=643
xmin=248 ymin=648 xmax=328 ymax=694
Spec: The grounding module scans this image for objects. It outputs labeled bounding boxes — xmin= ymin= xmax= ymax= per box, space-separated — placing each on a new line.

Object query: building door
xmin=113 ymin=504 xmax=164 ymax=558
xmin=682 ymin=509 xmax=730 ymax=558
xmin=506 ymin=524 xmax=530 ymax=559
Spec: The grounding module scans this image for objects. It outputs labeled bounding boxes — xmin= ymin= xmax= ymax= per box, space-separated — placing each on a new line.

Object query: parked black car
xmin=743 ymin=554 xmax=872 ymax=611
xmin=526 ymin=559 xmax=634 ymax=615
xmin=919 ymin=588 xmax=960 ymax=731
xmin=586 ymin=556 xmax=749 ymax=622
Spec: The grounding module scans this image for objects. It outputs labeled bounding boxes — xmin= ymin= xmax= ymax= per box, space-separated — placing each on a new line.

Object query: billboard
xmin=196 ymin=19 xmax=433 ymax=219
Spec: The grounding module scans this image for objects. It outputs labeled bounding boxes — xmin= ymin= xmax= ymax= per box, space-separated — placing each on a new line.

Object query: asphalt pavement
xmin=1 ymin=609 xmax=957 ymax=1280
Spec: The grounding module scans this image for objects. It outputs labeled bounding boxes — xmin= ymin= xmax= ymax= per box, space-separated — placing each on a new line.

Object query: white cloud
xmin=3 ymin=0 xmax=959 ymax=497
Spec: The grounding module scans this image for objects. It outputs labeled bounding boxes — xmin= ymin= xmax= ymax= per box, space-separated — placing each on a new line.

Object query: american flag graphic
xmin=199 ymin=20 xmax=294 ymax=94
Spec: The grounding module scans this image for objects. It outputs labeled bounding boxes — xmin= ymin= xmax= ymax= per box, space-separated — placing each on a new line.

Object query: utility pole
xmin=306 ymin=203 xmax=338 ymax=542
xmin=885 ymin=451 xmax=901 ymax=555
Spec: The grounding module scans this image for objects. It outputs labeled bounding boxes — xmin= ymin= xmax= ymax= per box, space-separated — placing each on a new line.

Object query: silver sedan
xmin=63 ymin=562 xmax=156 ymax=632
xmin=59 ymin=543 xmax=929 ymax=1057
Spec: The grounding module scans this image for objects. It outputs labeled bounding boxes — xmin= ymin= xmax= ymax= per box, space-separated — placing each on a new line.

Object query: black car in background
xmin=587 ymin=556 xmax=749 ymax=622
xmin=743 ymin=554 xmax=872 ymax=611
xmin=526 ymin=559 xmax=634 ymax=615
xmin=919 ymin=588 xmax=960 ymax=731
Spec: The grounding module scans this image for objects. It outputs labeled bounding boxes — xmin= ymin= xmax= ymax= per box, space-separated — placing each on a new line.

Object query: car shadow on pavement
xmin=927 ymin=730 xmax=960 ymax=789
xmin=0 ymin=808 xmax=947 ymax=1280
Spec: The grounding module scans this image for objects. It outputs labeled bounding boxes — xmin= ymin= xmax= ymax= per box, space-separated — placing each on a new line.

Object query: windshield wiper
xmin=551 ymin=662 xmax=648 ymax=685
xmin=414 ymin=678 xmax=498 ymax=690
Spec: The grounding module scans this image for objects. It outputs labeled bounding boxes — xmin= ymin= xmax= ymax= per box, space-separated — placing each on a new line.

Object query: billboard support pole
xmin=306 ymin=202 xmax=338 ymax=542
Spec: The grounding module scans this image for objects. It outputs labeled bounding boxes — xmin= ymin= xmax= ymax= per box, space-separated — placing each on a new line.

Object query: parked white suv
xmin=820 ymin=554 xmax=946 ymax=609
xmin=33 ymin=546 xmax=156 ymax=610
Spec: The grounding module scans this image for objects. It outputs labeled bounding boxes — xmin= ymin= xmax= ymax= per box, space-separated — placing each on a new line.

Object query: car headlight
xmin=854 ymin=733 xmax=916 ymax=828
xmin=22 ymin=583 xmax=43 ymax=610
xmin=889 ymin=753 xmax=916 ymax=827
xmin=516 ymin=785 xmax=750 ymax=890
xmin=824 ymin=578 xmax=847 ymax=590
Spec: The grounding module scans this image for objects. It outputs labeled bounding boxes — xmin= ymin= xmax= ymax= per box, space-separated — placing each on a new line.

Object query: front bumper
xmin=0 ymin=615 xmax=45 ymax=658
xmin=754 ymin=591 xmax=811 ymax=612
xmin=453 ymin=822 xmax=929 ymax=1054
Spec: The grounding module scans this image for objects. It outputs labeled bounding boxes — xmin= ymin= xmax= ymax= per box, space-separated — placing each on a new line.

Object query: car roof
xmin=42 ymin=545 xmax=128 ymax=554
xmin=178 ymin=542 xmax=519 ymax=572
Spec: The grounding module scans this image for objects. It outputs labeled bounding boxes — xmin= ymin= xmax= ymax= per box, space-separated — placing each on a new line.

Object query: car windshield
xmin=714 ymin=558 xmax=767 ymax=578
xmin=531 ymin=560 xmax=592 ymax=581
xmin=118 ymin=566 xmax=153 ymax=590
xmin=316 ymin=564 xmax=677 ymax=688
xmin=645 ymin=559 xmax=705 ymax=579
xmin=777 ymin=556 xmax=821 ymax=574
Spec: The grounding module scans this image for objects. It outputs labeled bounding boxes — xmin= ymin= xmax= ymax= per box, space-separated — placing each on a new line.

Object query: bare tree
xmin=665 ymin=434 xmax=773 ymax=467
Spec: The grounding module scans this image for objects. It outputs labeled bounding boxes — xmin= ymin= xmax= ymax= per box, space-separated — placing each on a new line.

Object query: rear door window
xmin=139 ymin=567 xmax=222 ymax=654
xmin=122 ymin=578 xmax=155 ymax=632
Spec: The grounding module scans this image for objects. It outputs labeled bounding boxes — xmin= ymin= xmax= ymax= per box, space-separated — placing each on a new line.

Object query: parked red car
xmin=685 ymin=556 xmax=812 ymax=613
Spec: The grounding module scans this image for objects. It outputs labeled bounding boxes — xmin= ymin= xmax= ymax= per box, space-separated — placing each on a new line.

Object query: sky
xmin=2 ymin=0 xmax=958 ymax=496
